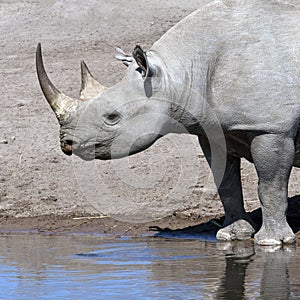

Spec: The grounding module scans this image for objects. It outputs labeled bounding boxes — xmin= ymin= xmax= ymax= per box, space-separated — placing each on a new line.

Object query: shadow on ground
xmin=151 ymin=196 xmax=300 ymax=239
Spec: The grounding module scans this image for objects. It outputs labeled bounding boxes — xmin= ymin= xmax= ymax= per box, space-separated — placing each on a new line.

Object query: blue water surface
xmin=0 ymin=233 xmax=299 ymax=299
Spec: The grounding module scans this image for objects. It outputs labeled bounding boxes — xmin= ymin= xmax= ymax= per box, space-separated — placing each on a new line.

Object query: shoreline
xmin=0 ymin=213 xmax=299 ymax=242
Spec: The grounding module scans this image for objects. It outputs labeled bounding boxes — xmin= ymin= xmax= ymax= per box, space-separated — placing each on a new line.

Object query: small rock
xmin=41 ymin=196 xmax=58 ymax=202
xmin=0 ymin=140 xmax=8 ymax=144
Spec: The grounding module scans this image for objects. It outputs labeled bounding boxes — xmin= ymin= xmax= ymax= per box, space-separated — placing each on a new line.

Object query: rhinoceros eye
xmin=104 ymin=112 xmax=121 ymax=126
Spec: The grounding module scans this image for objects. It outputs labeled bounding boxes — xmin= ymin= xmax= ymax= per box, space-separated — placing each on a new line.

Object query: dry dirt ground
xmin=1 ymin=0 xmax=300 ymax=237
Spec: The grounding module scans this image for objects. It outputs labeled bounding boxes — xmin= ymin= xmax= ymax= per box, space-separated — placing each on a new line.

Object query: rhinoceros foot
xmin=254 ymin=220 xmax=295 ymax=246
xmin=216 ymin=219 xmax=256 ymax=241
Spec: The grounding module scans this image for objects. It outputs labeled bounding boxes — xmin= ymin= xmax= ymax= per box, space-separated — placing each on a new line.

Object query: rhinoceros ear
xmin=132 ymin=45 xmax=154 ymax=78
xmin=133 ymin=45 xmax=156 ymax=98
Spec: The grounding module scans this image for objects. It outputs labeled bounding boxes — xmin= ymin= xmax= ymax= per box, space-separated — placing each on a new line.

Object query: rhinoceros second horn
xmin=79 ymin=60 xmax=107 ymax=101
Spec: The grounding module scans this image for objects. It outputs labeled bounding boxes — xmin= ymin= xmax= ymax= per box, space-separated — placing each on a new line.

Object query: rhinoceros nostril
xmin=65 ymin=140 xmax=73 ymax=146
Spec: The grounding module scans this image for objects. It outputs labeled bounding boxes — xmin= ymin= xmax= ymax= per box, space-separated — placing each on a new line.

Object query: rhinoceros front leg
xmin=250 ymin=133 xmax=295 ymax=245
xmin=198 ymin=136 xmax=256 ymax=241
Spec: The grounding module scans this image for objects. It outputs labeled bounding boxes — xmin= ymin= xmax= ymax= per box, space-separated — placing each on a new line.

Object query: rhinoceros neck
xmin=149 ymin=1 xmax=227 ymax=135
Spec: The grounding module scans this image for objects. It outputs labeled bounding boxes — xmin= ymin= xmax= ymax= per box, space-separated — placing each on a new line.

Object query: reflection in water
xmin=216 ymin=241 xmax=255 ymax=299
xmin=0 ymin=233 xmax=299 ymax=299
xmin=259 ymin=246 xmax=292 ymax=300
xmin=216 ymin=242 xmax=297 ymax=300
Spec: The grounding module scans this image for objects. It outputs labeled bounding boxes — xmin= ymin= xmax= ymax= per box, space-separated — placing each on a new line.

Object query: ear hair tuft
xmin=114 ymin=47 xmax=133 ymax=66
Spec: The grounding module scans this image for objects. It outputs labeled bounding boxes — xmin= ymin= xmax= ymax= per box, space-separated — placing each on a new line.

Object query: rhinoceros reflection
xmin=215 ymin=242 xmax=294 ymax=299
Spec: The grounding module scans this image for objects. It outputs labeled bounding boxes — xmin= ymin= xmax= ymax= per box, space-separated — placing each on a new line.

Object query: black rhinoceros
xmin=36 ymin=0 xmax=300 ymax=245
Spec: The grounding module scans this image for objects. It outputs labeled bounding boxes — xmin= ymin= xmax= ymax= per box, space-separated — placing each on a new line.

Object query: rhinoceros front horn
xmin=36 ymin=43 xmax=76 ymax=122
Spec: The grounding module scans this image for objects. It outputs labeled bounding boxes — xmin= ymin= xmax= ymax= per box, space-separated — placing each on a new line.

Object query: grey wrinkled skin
xmin=37 ymin=0 xmax=300 ymax=245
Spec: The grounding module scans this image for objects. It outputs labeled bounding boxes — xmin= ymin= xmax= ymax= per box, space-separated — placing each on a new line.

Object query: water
xmin=0 ymin=232 xmax=299 ymax=299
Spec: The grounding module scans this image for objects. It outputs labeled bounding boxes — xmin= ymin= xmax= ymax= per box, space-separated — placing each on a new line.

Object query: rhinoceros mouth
xmin=72 ymin=144 xmax=111 ymax=161
xmin=73 ymin=152 xmax=95 ymax=161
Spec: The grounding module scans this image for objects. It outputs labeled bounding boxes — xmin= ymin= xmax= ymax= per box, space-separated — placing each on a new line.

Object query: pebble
xmin=0 ymin=140 xmax=8 ymax=144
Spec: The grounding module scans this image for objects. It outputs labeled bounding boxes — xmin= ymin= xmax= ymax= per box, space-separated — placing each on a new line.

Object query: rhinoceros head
xmin=36 ymin=44 xmax=171 ymax=161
